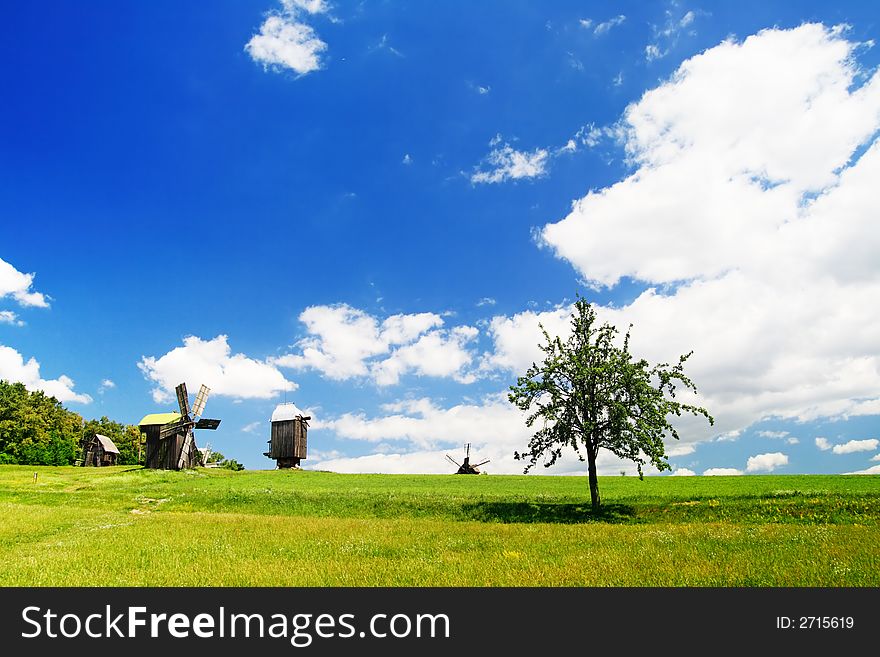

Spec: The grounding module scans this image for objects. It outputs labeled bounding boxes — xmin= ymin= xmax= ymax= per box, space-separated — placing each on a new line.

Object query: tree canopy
xmin=508 ymin=298 xmax=713 ymax=511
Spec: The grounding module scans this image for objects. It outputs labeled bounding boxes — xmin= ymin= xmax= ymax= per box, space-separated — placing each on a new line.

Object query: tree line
xmin=0 ymin=379 xmax=243 ymax=469
xmin=0 ymin=380 xmax=142 ymax=465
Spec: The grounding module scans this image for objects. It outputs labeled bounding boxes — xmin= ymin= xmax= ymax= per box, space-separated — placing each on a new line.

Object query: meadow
xmin=0 ymin=465 xmax=878 ymax=586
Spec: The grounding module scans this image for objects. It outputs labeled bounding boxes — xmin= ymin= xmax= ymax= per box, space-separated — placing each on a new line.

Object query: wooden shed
xmin=138 ymin=412 xmax=200 ymax=470
xmin=81 ymin=433 xmax=120 ymax=467
xmin=264 ymin=403 xmax=309 ymax=469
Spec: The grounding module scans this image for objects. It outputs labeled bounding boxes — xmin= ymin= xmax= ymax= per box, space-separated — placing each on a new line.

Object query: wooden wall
xmin=81 ymin=437 xmax=117 ymax=467
xmin=268 ymin=418 xmax=307 ymax=460
xmin=143 ymin=425 xmax=199 ymax=470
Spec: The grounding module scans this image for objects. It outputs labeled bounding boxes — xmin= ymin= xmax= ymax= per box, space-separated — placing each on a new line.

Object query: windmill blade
xmin=177 ymin=430 xmax=195 ymax=470
xmin=176 ymin=382 xmax=190 ymax=418
xmin=159 ymin=420 xmax=183 ymax=439
xmin=160 ymin=419 xmax=193 ymax=439
xmin=195 ymin=418 xmax=221 ymax=430
xmin=445 ymin=454 xmax=461 ymax=467
xmin=465 ymin=443 xmax=471 ymax=458
xmin=473 ymin=459 xmax=491 ymax=467
xmin=191 ymin=384 xmax=210 ymax=418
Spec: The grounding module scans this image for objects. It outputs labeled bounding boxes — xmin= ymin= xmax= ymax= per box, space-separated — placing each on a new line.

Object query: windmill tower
xmin=264 ymin=402 xmax=310 ymax=469
xmin=139 ymin=383 xmax=221 ymax=470
xmin=445 ymin=443 xmax=489 ymax=474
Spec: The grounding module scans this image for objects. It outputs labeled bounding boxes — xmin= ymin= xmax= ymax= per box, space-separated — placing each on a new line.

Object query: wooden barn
xmin=264 ymin=402 xmax=310 ymax=469
xmin=80 ymin=433 xmax=120 ymax=467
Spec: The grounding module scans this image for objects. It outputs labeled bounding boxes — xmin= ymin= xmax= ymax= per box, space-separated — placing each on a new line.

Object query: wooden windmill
xmin=138 ymin=383 xmax=221 ymax=470
xmin=264 ymin=402 xmax=310 ymax=469
xmin=445 ymin=443 xmax=489 ymax=474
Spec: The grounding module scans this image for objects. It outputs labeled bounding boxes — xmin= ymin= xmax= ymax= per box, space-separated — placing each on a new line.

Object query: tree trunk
xmin=587 ymin=448 xmax=601 ymax=512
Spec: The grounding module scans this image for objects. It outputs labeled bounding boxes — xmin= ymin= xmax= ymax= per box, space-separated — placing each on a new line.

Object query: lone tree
xmin=509 ymin=298 xmax=713 ymax=512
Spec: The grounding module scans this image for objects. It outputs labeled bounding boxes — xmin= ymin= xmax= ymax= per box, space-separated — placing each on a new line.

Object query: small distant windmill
xmin=199 ymin=442 xmax=215 ymax=467
xmin=445 ymin=443 xmax=489 ymax=474
xmin=139 ymin=383 xmax=221 ymax=470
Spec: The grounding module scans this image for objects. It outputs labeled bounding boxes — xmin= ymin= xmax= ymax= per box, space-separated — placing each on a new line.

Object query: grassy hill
xmin=1 ymin=465 xmax=878 ymax=586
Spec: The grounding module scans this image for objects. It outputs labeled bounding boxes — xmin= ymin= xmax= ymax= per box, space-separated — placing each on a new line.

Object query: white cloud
xmin=274 ymin=304 xmax=478 ymax=385
xmin=0 ymin=311 xmax=24 ymax=326
xmin=703 ymin=467 xmax=743 ymax=476
xmin=283 ymin=0 xmax=328 ymax=13
xmin=308 ymin=448 xmax=345 ymax=461
xmin=593 ymin=15 xmax=626 ymax=36
xmin=471 ymin=138 xmax=549 ymax=184
xmin=370 ymin=33 xmax=404 ymax=58
xmin=274 ymin=305 xmax=397 ymax=379
xmin=545 ymin=25 xmax=880 ymax=285
xmin=645 ymin=7 xmax=699 ymax=62
xmin=380 ymin=311 xmax=445 ymax=345
xmin=312 ymin=395 xmax=520 ymax=450
xmin=0 ymin=257 xmax=49 ymax=308
xmin=311 ymin=393 xmax=667 ymax=475
xmin=832 ymin=438 xmax=879 ymax=454
xmin=758 ymin=430 xmax=789 ymax=438
xmin=481 ymin=305 xmax=573 ymax=374
xmin=746 ymin=451 xmax=789 ymax=472
xmin=846 ymin=399 xmax=880 ymax=416
xmin=645 ymin=44 xmax=666 ymax=61
xmin=565 ymin=123 xmax=612 ymax=151
xmin=844 ymin=464 xmax=880 ymax=475
xmin=313 ymin=448 xmax=655 ymax=476
xmin=871 ymin=453 xmax=880 ymax=462
xmin=97 ymin=379 xmax=115 ymax=395
xmin=402 ymin=153 xmax=412 ymax=165
xmin=311 ymin=444 xmax=638 ymax=476
xmin=272 ymin=304 xmax=479 ymax=386
xmin=517 ymin=25 xmax=880 ymax=445
xmin=579 ymin=19 xmax=593 ymax=29
xmin=371 ymin=326 xmax=479 ymax=385
xmin=242 ymin=421 xmax=263 ymax=434
xmin=139 ymin=334 xmax=296 ymax=403
xmin=666 ymin=443 xmax=696 ymax=457
xmin=559 ymin=139 xmax=577 ymax=154
xmin=245 ymin=1 xmax=329 ymax=76
xmin=474 ymin=124 xmax=610 ymax=181
xmin=815 ymin=436 xmax=879 ymax=453
xmin=578 ymin=124 xmax=605 ymax=148
xmin=0 ymin=344 xmax=91 ymax=403
xmin=477 ymin=85 xmax=490 ymax=95
xmin=759 ymin=430 xmax=798 ymax=445
xmin=476 ymin=297 xmax=496 ymax=307
xmin=670 ymin=468 xmax=696 ymax=476
xmin=311 ymin=450 xmax=455 ymax=475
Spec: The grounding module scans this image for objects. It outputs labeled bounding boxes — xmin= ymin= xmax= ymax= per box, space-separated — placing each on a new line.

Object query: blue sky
xmin=2 ymin=0 xmax=879 ymax=475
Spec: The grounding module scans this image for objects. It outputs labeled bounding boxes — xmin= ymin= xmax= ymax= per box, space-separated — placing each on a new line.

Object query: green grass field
xmin=1 ymin=465 xmax=878 ymax=586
